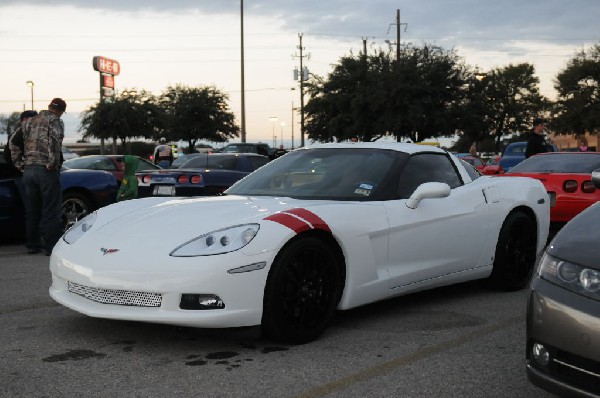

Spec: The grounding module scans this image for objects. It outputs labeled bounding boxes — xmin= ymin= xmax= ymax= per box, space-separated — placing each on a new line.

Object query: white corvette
xmin=49 ymin=142 xmax=550 ymax=343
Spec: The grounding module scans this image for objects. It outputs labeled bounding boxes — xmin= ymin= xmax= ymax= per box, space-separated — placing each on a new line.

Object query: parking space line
xmin=295 ymin=315 xmax=523 ymax=398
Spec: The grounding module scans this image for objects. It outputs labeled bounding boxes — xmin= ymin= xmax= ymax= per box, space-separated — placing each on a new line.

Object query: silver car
xmin=526 ymin=169 xmax=600 ymax=397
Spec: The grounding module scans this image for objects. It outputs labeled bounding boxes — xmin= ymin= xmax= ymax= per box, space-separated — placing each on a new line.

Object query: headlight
xmin=538 ymin=253 xmax=600 ymax=301
xmin=170 ymin=224 xmax=260 ymax=257
xmin=63 ymin=212 xmax=97 ymax=244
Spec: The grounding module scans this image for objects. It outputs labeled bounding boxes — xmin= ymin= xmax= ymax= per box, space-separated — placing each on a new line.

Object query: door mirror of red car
xmin=592 ymin=168 xmax=600 ymax=189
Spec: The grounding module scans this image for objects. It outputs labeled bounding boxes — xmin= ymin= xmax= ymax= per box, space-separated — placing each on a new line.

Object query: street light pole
xmin=26 ymin=80 xmax=34 ymax=110
xmin=240 ymin=0 xmax=246 ymax=142
xmin=269 ymin=117 xmax=278 ymax=147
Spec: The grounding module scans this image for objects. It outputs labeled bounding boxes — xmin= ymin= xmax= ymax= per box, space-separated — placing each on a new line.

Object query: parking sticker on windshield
xmin=354 ymin=183 xmax=374 ymax=196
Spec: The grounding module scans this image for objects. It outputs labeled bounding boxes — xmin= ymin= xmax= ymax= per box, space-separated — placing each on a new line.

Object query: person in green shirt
xmin=117 ymin=155 xmax=139 ymax=201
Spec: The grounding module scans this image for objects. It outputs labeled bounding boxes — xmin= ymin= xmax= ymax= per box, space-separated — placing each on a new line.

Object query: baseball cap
xmin=49 ymin=98 xmax=67 ymax=112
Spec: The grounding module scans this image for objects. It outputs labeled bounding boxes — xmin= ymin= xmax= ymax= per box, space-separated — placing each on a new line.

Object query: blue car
xmin=136 ymin=153 xmax=270 ymax=197
xmin=0 ymin=150 xmax=118 ymax=239
xmin=499 ymin=141 xmax=558 ymax=172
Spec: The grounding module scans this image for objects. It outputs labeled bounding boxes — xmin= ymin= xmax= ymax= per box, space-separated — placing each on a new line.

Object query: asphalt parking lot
xmin=0 ymin=241 xmax=553 ymax=398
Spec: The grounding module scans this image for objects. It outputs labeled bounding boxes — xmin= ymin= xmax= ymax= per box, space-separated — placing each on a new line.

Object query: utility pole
xmin=291 ymin=101 xmax=295 ymax=149
xmin=362 ymin=37 xmax=367 ymax=56
xmin=293 ymin=33 xmax=310 ymax=147
xmin=390 ymin=9 xmax=407 ymax=141
xmin=393 ymin=9 xmax=408 ymax=61
xmin=240 ymin=0 xmax=246 ymax=142
xmin=396 ymin=9 xmax=401 ymax=62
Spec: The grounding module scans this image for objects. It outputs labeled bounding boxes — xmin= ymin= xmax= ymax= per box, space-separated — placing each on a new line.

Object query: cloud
xmin=6 ymin=0 xmax=600 ymax=46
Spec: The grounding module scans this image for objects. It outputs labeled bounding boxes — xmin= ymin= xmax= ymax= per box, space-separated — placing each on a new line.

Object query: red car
xmin=505 ymin=152 xmax=600 ymax=222
xmin=457 ymin=154 xmax=503 ymax=175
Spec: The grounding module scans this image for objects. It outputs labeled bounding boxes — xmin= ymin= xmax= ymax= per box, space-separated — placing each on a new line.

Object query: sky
xmin=1 ymin=0 xmax=599 ymax=148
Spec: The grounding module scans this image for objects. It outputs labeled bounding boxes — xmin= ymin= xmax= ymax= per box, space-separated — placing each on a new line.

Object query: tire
xmin=62 ymin=192 xmax=92 ymax=232
xmin=489 ymin=211 xmax=537 ymax=291
xmin=261 ymin=236 xmax=343 ymax=344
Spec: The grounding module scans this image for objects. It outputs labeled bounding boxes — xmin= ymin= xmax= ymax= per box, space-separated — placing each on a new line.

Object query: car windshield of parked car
xmin=136 ymin=158 xmax=161 ymax=171
xmin=222 ymin=144 xmax=253 ymax=153
xmin=510 ymin=153 xmax=600 ymax=173
xmin=226 ymin=148 xmax=400 ymax=200
xmin=63 ymin=156 xmax=116 ymax=171
xmin=176 ymin=154 xmax=209 ymax=169
xmin=504 ymin=143 xmax=526 ymax=155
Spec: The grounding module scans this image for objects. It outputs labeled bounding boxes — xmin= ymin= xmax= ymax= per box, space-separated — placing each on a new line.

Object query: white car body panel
xmin=49 ymin=142 xmax=551 ymax=330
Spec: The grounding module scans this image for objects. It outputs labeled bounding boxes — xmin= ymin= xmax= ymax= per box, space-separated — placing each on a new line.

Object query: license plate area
xmin=153 ymin=185 xmax=176 ymax=196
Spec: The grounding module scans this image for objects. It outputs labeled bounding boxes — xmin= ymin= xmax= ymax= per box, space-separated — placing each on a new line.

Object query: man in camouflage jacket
xmin=20 ymin=98 xmax=66 ymax=255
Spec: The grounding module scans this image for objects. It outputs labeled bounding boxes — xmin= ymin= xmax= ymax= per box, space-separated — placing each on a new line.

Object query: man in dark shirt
xmin=21 ymin=98 xmax=66 ymax=255
xmin=525 ymin=118 xmax=547 ymax=158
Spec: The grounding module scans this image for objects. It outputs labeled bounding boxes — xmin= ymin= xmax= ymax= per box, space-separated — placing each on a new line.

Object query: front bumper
xmin=48 ymin=243 xmax=273 ymax=329
xmin=526 ymin=276 xmax=600 ymax=397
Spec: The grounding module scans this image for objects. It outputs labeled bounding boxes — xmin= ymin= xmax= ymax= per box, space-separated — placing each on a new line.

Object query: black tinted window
xmin=178 ymin=155 xmax=209 ymax=168
xmin=397 ymin=154 xmax=462 ymax=198
xmin=207 ymin=156 xmax=237 ymax=170
xmin=510 ymin=154 xmax=600 ymax=173
xmin=460 ymin=160 xmax=481 ymax=181
xmin=248 ymin=156 xmax=269 ymax=170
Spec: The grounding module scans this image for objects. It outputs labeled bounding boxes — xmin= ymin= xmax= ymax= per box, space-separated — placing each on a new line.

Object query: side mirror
xmin=592 ymin=168 xmax=600 ymax=189
xmin=406 ymin=182 xmax=451 ymax=209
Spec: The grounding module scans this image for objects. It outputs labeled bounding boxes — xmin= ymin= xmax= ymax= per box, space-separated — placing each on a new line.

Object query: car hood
xmin=547 ymin=201 xmax=600 ymax=267
xmin=75 ymin=195 xmax=325 ymax=249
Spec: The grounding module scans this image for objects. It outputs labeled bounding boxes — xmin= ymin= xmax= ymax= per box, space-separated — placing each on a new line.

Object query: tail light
xmin=582 ymin=180 xmax=596 ymax=193
xmin=176 ymin=175 xmax=202 ymax=184
xmin=140 ymin=175 xmax=151 ymax=184
xmin=563 ymin=180 xmax=578 ymax=193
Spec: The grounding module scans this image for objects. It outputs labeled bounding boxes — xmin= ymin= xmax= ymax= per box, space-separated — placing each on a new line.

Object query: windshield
xmin=226 ymin=148 xmax=400 ymax=200
xmin=509 ymin=153 xmax=600 ymax=173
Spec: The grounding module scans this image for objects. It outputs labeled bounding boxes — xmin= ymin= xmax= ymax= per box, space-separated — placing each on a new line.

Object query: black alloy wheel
xmin=262 ymin=236 xmax=343 ymax=344
xmin=490 ymin=211 xmax=537 ymax=290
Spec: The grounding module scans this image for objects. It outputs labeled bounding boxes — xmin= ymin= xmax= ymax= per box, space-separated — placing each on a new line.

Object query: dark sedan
xmin=136 ymin=153 xmax=269 ymax=198
xmin=0 ymin=152 xmax=118 ymax=238
xmin=526 ymin=168 xmax=600 ymax=397
xmin=63 ymin=155 xmax=160 ymax=183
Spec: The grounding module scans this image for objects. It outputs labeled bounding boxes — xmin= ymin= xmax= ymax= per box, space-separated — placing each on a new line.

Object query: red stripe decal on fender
xmin=284 ymin=208 xmax=331 ymax=233
xmin=264 ymin=213 xmax=311 ymax=234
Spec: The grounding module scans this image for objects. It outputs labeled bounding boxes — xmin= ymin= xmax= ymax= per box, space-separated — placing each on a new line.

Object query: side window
xmin=460 ymin=159 xmax=481 ymax=181
xmin=93 ymin=158 xmax=116 ymax=171
xmin=397 ymin=153 xmax=462 ymax=199
xmin=249 ymin=156 xmax=269 ymax=171
xmin=207 ymin=156 xmax=237 ymax=170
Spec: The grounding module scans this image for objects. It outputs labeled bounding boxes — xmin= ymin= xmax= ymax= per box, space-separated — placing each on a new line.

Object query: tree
xmin=389 ymin=44 xmax=469 ymax=142
xmin=553 ymin=44 xmax=600 ymax=136
xmin=79 ymin=89 xmax=162 ymax=154
xmin=159 ymin=85 xmax=239 ymax=153
xmin=304 ymin=50 xmax=393 ymax=142
xmin=0 ymin=112 xmax=21 ymax=142
xmin=481 ymin=64 xmax=548 ymax=152
xmin=304 ymin=44 xmax=469 ymax=143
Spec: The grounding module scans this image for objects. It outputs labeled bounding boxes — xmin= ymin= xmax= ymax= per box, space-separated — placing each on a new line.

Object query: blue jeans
xmin=23 ymin=165 xmax=62 ymax=252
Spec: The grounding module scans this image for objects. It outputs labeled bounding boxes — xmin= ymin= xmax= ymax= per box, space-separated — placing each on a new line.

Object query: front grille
xmin=529 ymin=340 xmax=600 ymax=394
xmin=68 ymin=281 xmax=162 ymax=307
xmin=553 ymin=348 xmax=600 ymax=393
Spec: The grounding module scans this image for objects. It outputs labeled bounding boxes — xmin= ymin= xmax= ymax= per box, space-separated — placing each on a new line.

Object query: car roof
xmin=304 ymin=142 xmax=447 ymax=154
xmin=534 ymin=151 xmax=599 ymax=156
